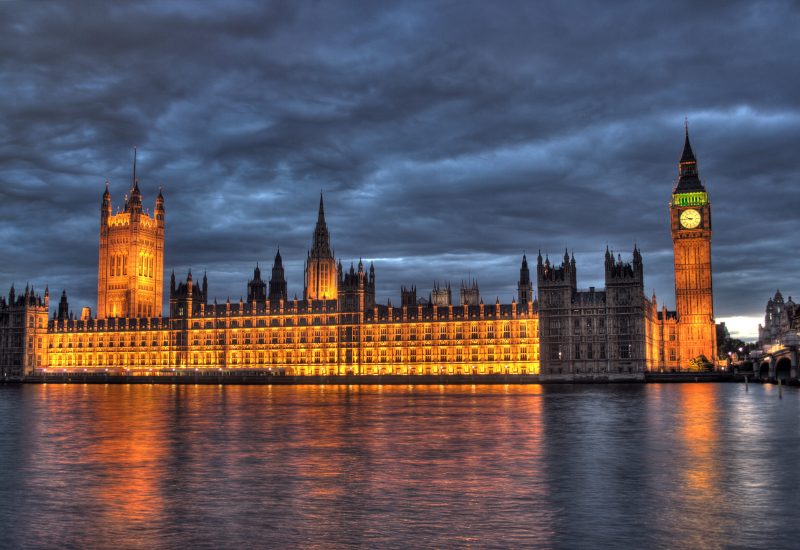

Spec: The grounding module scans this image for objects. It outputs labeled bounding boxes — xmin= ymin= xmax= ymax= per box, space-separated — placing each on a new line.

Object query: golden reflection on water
xmin=91 ymin=388 xmax=168 ymax=528
xmin=58 ymin=385 xmax=168 ymax=532
xmin=679 ymin=384 xmax=720 ymax=494
xmin=650 ymin=383 xmax=734 ymax=549
xmin=6 ymin=382 xmax=798 ymax=549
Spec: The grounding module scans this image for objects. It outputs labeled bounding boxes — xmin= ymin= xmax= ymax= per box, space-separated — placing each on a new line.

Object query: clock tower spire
xmin=670 ymin=123 xmax=716 ymax=369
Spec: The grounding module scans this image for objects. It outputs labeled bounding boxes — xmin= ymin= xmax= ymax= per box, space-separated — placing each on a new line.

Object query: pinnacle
xmin=680 ymin=121 xmax=696 ymax=164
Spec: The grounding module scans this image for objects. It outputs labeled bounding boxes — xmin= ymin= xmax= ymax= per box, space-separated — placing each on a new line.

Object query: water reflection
xmin=679 ymin=384 xmax=720 ymax=494
xmin=0 ymin=383 xmax=798 ymax=548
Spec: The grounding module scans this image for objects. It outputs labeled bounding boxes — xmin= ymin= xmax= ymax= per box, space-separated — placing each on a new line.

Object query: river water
xmin=0 ymin=383 xmax=798 ymax=549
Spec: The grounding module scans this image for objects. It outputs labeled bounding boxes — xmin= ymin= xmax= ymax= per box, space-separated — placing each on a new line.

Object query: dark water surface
xmin=1 ymin=383 xmax=798 ymax=549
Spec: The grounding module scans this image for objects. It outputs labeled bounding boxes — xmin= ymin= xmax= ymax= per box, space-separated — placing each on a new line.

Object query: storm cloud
xmin=1 ymin=0 xmax=798 ymax=339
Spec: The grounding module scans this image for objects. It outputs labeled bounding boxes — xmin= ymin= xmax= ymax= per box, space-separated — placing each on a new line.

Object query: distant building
xmin=431 ymin=281 xmax=452 ymax=307
xmin=459 ymin=280 xmax=480 ymax=306
xmin=758 ymin=290 xmax=798 ymax=345
xmin=754 ymin=290 xmax=800 ymax=380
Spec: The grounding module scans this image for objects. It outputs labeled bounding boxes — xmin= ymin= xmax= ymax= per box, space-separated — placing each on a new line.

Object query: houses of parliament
xmin=0 ymin=130 xmax=718 ymax=379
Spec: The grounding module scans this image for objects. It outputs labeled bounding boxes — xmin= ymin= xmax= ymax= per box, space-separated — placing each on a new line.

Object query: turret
xmin=247 ymin=262 xmax=267 ymax=304
xmin=155 ymin=186 xmax=165 ymax=224
xmin=632 ymin=244 xmax=643 ymax=277
xmin=604 ymin=246 xmax=644 ymax=286
xmin=518 ymin=253 xmax=532 ymax=304
xmin=57 ymin=290 xmax=69 ymax=321
xmin=101 ymin=180 xmax=112 ymax=223
xmin=536 ymin=250 xmax=577 ymax=290
xmin=169 ymin=270 xmax=205 ymax=317
xmin=269 ymin=249 xmax=288 ymax=302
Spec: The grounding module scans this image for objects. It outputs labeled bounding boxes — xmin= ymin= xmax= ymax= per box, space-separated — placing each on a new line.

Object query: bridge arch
xmin=759 ymin=362 xmax=770 ymax=380
xmin=775 ymin=358 xmax=792 ymax=382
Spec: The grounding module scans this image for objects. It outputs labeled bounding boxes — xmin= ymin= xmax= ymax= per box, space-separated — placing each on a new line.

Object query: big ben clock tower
xmin=671 ymin=124 xmax=717 ymax=368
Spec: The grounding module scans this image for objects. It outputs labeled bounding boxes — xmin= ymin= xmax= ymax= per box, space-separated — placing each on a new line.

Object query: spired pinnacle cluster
xmin=0 ymin=128 xmax=717 ymax=379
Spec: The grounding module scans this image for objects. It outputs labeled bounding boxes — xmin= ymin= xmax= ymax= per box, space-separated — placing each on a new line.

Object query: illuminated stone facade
xmin=32 ymin=260 xmax=539 ymax=376
xmin=0 ymin=131 xmax=720 ymax=377
xmin=7 ymin=189 xmax=539 ymax=376
xmin=97 ymin=153 xmax=165 ymax=319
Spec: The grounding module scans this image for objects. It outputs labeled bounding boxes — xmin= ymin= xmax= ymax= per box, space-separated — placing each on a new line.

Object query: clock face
xmin=679 ymin=208 xmax=701 ymax=229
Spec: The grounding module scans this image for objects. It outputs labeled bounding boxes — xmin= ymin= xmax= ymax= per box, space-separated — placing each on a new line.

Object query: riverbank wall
xmin=2 ymin=372 xmax=750 ymax=385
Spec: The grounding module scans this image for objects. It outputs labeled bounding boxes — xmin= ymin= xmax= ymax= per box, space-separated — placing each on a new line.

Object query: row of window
xmin=548 ymin=343 xmax=634 ymax=361
xmin=47 ymin=349 xmax=537 ymax=368
xmin=45 ymin=321 xmax=535 ymax=348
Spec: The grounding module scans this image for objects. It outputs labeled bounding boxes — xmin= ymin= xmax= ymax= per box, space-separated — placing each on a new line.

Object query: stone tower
xmin=670 ymin=125 xmax=716 ymax=367
xmin=431 ymin=281 xmax=452 ymax=306
xmin=304 ymin=194 xmax=338 ymax=301
xmin=536 ymin=251 xmax=577 ymax=374
xmin=460 ymin=279 xmax=480 ymax=306
xmin=604 ymin=246 xmax=648 ymax=372
xmin=400 ymin=284 xmax=417 ymax=307
xmin=97 ymin=150 xmax=165 ymax=319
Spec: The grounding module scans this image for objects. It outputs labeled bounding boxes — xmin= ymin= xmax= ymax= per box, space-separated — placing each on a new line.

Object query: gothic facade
xmin=0 ymin=130 xmax=719 ymax=378
xmin=537 ymin=247 xmax=656 ymax=378
xmin=32 ymin=255 xmax=539 ymax=377
xmin=0 ymin=286 xmax=49 ymax=377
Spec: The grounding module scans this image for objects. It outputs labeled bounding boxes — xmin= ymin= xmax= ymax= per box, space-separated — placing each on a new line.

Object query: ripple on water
xmin=0 ymin=383 xmax=798 ymax=549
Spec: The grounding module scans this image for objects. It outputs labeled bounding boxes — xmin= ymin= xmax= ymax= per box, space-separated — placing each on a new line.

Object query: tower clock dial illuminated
xmin=679 ymin=208 xmax=701 ymax=229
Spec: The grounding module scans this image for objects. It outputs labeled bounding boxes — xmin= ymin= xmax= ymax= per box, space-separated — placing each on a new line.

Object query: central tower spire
xmin=311 ymin=192 xmax=333 ymax=259
xmin=132 ymin=146 xmax=138 ymax=188
xmin=304 ymin=193 xmax=338 ymax=300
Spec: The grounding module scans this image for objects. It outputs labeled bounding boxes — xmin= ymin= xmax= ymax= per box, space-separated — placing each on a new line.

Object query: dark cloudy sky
xmin=1 ymin=1 xmax=798 ymax=339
